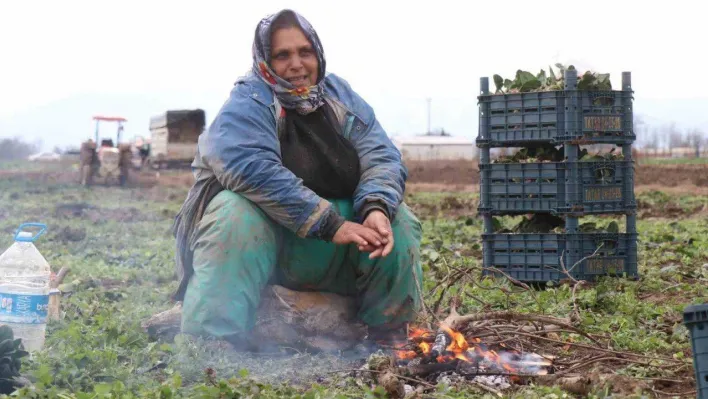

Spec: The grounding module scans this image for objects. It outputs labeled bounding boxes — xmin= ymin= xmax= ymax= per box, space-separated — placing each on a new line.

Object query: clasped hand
xmin=331 ymin=210 xmax=393 ymax=259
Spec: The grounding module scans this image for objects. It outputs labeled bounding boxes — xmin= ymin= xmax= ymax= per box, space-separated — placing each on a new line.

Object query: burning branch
xmin=439 ymin=304 xmax=603 ymax=346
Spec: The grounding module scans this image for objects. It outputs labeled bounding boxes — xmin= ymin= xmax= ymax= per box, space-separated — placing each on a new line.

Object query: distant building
xmin=391 ymin=135 xmax=477 ymax=161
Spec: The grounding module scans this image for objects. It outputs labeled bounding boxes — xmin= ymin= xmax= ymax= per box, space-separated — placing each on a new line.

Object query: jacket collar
xmin=236 ymin=72 xmax=353 ymax=128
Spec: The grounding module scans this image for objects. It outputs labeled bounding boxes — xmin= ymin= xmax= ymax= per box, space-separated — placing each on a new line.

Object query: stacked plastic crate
xmin=476 ymin=70 xmax=638 ymax=282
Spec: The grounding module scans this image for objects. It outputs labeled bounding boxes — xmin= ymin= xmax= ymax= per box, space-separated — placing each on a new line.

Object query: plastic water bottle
xmin=0 ymin=223 xmax=51 ymax=352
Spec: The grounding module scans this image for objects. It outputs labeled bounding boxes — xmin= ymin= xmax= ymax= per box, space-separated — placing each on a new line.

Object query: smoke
xmin=170 ymin=335 xmax=367 ymax=387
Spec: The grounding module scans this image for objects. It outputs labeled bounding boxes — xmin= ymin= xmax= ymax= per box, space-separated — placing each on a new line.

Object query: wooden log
xmin=142 ymin=285 xmax=367 ymax=352
xmin=402 ymin=359 xmax=461 ymax=378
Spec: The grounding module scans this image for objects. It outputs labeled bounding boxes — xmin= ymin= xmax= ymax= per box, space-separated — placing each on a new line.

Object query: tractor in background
xmin=79 ymin=116 xmax=133 ymax=187
xmin=147 ymin=109 xmax=205 ymax=169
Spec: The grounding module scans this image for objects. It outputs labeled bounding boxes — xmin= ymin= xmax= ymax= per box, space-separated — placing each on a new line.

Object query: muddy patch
xmin=53 ymin=226 xmax=87 ymax=242
xmin=53 ymin=202 xmax=156 ymax=223
xmin=131 ymin=186 xmax=188 ymax=204
xmin=636 ymin=200 xmax=704 ymax=219
xmin=403 ymin=160 xmax=708 ymax=189
xmin=406 ymin=160 xmax=480 ymax=185
xmin=636 ymin=164 xmax=708 ymax=187
xmin=635 ymin=189 xmax=708 ymax=218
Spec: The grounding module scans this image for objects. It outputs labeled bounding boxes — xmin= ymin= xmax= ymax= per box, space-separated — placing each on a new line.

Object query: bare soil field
xmin=403 ymin=160 xmax=708 ymax=189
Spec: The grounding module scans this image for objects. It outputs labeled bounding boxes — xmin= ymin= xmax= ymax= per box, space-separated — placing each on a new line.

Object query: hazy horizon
xmin=2 ymin=0 xmax=707 ymax=151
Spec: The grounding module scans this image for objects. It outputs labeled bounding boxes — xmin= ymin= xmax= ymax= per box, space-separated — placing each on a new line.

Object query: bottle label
xmin=0 ymin=293 xmax=49 ymax=324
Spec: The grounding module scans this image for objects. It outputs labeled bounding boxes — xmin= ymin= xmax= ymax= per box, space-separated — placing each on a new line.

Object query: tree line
xmin=0 ymin=137 xmax=42 ymax=160
xmin=634 ymin=115 xmax=706 ymax=157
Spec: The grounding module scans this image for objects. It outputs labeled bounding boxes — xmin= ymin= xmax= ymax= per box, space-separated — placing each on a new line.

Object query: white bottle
xmin=0 ymin=223 xmax=51 ymax=352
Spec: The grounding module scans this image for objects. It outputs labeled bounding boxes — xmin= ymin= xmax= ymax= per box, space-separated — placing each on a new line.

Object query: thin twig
xmin=481 ymin=266 xmax=535 ymax=293
xmin=464 ymin=292 xmax=490 ymax=307
xmin=457 ymin=371 xmax=548 ymax=378
xmin=557 ymin=356 xmax=640 ymax=375
xmin=433 ymin=271 xmax=463 ymax=317
xmin=443 ymin=310 xmax=603 ymax=347
xmin=509 ymin=331 xmax=687 ymax=364
xmin=561 ymin=242 xmax=605 ymax=276
xmin=651 ymin=388 xmax=696 ymax=397
xmin=660 ymin=283 xmax=682 ymax=293
xmin=412 ymin=263 xmax=438 ymax=329
xmin=570 ymin=280 xmax=585 ymax=325
xmin=633 ymin=376 xmax=690 ymax=383
xmin=425 ymin=267 xmax=462 ymax=301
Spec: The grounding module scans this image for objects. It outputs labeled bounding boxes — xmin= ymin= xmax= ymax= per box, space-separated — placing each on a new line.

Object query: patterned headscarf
xmin=252 ymin=9 xmax=327 ymax=115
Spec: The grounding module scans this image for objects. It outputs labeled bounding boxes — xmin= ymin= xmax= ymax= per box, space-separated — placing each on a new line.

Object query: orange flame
xmin=394 ymin=324 xmax=552 ymax=376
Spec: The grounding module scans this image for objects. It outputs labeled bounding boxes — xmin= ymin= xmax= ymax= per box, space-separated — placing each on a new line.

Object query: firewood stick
xmin=509 ymin=331 xmax=687 ymax=364
xmin=401 ymin=359 xmax=461 ymax=378
xmin=51 ymin=267 xmax=70 ymax=288
xmin=444 ymin=309 xmax=570 ymax=330
xmin=442 ymin=309 xmax=602 ymax=346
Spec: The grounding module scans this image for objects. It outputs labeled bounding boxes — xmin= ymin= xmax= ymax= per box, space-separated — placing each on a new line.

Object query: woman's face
xmin=270 ymin=27 xmax=318 ymax=87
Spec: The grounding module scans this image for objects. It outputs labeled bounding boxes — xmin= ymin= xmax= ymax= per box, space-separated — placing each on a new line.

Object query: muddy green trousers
xmin=180 ymin=191 xmax=423 ymax=342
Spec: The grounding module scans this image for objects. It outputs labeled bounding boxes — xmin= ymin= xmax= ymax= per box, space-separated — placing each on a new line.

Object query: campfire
xmin=142 ymin=288 xmax=696 ymax=397
xmin=388 ymin=321 xmax=553 ymax=394
xmin=356 ymin=301 xmax=639 ymax=398
xmin=397 ymin=325 xmax=552 ymax=374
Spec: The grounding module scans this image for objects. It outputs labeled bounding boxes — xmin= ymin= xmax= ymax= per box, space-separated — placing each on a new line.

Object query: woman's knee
xmin=193 ymin=191 xmax=280 ymax=259
xmin=391 ymin=203 xmax=422 ymax=248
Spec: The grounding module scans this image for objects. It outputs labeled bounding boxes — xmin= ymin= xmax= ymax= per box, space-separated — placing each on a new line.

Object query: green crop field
xmin=0 ymin=163 xmax=706 ymax=398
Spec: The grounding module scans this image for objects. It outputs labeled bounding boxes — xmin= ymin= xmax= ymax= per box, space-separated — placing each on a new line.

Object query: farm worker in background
xmin=172 ymin=9 xmax=422 ymax=350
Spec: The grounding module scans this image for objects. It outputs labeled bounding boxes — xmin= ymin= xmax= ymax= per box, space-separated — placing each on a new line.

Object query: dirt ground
xmin=4 ymin=160 xmax=707 ymax=195
xmin=404 ymin=160 xmax=708 ymax=188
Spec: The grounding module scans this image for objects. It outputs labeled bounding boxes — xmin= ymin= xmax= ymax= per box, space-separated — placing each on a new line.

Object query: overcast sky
xmin=1 ymin=0 xmax=707 ymax=150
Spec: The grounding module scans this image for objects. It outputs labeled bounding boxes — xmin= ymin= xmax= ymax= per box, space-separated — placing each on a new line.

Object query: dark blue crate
xmin=481 ymin=232 xmax=638 ymax=282
xmin=477 ymin=71 xmax=635 ymax=147
xmin=684 ymin=303 xmax=708 ymax=399
xmin=478 ymin=160 xmax=636 ymax=215
xmin=477 ymin=90 xmax=635 ymax=147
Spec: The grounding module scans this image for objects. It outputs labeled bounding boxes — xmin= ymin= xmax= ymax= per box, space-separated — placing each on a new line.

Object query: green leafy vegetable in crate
xmin=493 ymin=144 xmax=565 ymax=164
xmin=493 ymin=214 xmax=564 ymax=233
xmin=494 ymin=146 xmax=625 ymax=164
xmin=493 ymin=215 xmax=620 ymax=234
xmin=492 ymin=63 xmax=612 ymax=95
xmin=579 ymin=147 xmax=624 ymax=162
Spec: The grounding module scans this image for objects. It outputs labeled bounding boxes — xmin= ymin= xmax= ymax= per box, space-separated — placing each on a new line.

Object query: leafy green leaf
xmin=606 ymin=221 xmax=619 ymax=234
xmin=536 ymin=69 xmax=547 ymax=83
xmin=516 ymin=70 xmax=536 ymax=84
xmin=520 ymin=78 xmax=542 ymax=91
xmin=493 ymin=74 xmax=504 ymax=94
xmin=503 ymin=79 xmax=513 ymax=91
xmin=94 ymin=383 xmax=112 ymax=395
